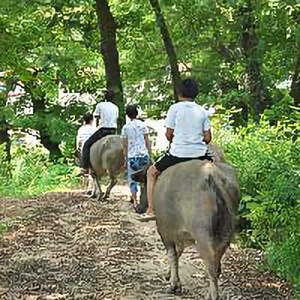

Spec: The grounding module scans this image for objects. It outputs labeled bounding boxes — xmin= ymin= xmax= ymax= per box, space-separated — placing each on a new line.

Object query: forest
xmin=0 ymin=0 xmax=300 ymax=298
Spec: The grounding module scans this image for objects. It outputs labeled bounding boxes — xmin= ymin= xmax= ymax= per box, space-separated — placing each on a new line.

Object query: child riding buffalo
xmin=144 ymin=78 xmax=213 ymax=218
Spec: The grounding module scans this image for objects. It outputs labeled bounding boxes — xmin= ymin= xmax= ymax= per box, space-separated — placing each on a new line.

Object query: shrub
xmin=214 ymin=113 xmax=300 ymax=291
xmin=0 ymin=143 xmax=80 ymax=197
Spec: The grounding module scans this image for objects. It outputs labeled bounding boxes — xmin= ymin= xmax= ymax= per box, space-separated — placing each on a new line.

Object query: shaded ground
xmin=0 ymin=184 xmax=294 ymax=300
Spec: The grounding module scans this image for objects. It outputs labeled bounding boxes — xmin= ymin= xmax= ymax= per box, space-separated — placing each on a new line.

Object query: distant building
xmin=144 ymin=119 xmax=169 ymax=152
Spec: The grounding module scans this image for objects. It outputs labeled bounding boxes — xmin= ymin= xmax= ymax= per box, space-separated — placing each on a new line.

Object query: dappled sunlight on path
xmin=0 ymin=185 xmax=293 ymax=299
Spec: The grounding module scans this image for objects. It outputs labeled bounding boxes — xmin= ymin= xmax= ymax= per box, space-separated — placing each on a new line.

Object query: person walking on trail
xmin=142 ymin=78 xmax=213 ymax=219
xmin=121 ymin=104 xmax=151 ymax=211
xmin=76 ymin=113 xmax=97 ymax=154
xmin=81 ymin=90 xmax=119 ymax=175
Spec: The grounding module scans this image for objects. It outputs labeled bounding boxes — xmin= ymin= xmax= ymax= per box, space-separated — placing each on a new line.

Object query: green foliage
xmin=267 ymin=233 xmax=300 ymax=295
xmin=214 ymin=109 xmax=300 ymax=290
xmin=0 ymin=144 xmax=80 ymax=197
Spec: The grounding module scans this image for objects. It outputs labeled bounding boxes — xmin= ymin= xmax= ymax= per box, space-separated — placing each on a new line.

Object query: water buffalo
xmin=89 ymin=135 xmax=125 ymax=201
xmin=132 ymin=145 xmax=240 ymax=300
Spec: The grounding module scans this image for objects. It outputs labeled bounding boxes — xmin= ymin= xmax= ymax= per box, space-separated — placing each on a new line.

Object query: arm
xmin=116 ymin=105 xmax=119 ymax=119
xmin=120 ymin=136 xmax=128 ymax=172
xmin=144 ymin=133 xmax=151 ymax=153
xmin=165 ymin=128 xmax=174 ymax=142
xmin=203 ymin=117 xmax=212 ymax=144
xmin=143 ymin=124 xmax=152 ymax=153
xmin=165 ymin=105 xmax=176 ymax=142
xmin=203 ymin=129 xmax=212 ymax=144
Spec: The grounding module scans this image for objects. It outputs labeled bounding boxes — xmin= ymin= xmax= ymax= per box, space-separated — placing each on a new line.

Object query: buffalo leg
xmin=89 ymin=173 xmax=98 ymax=198
xmin=103 ymin=177 xmax=118 ymax=200
xmin=94 ymin=176 xmax=104 ymax=201
xmin=90 ymin=179 xmax=97 ymax=199
xmin=165 ymin=244 xmax=184 ymax=282
xmin=195 ymin=240 xmax=219 ymax=300
xmin=215 ymin=239 xmax=230 ymax=278
xmin=215 ymin=218 xmax=233 ymax=277
xmin=165 ymin=242 xmax=182 ymax=295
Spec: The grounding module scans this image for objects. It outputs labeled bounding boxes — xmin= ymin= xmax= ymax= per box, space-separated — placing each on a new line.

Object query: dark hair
xmin=105 ymin=90 xmax=115 ymax=102
xmin=126 ymin=104 xmax=138 ymax=119
xmin=179 ymin=78 xmax=199 ymax=99
xmin=83 ymin=113 xmax=93 ymax=124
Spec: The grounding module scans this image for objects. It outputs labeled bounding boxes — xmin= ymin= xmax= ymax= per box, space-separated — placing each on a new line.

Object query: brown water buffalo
xmin=89 ymin=135 xmax=125 ymax=201
xmin=133 ymin=145 xmax=240 ymax=300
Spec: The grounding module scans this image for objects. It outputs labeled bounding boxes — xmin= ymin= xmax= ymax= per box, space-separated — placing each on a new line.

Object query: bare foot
xmin=145 ymin=209 xmax=155 ymax=216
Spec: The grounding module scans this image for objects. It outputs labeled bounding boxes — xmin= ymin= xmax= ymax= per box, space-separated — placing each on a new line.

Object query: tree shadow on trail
xmin=0 ymin=188 xmax=294 ymax=300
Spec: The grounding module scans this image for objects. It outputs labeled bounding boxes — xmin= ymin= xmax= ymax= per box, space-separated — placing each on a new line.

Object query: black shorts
xmin=154 ymin=151 xmax=213 ymax=173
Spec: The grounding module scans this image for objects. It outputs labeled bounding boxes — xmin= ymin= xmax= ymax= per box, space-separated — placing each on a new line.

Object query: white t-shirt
xmin=93 ymin=101 xmax=119 ymax=128
xmin=77 ymin=124 xmax=97 ymax=151
xmin=121 ymin=119 xmax=149 ymax=158
xmin=165 ymin=101 xmax=211 ymax=158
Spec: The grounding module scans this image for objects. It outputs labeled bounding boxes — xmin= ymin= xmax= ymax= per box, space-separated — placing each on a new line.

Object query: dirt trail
xmin=0 ymin=184 xmax=293 ymax=300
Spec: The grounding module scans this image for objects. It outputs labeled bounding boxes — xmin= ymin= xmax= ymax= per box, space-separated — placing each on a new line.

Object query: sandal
xmin=137 ymin=212 xmax=156 ymax=221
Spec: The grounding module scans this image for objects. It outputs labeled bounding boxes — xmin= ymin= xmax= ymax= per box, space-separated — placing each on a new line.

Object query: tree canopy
xmin=1 ymin=0 xmax=300 ymax=158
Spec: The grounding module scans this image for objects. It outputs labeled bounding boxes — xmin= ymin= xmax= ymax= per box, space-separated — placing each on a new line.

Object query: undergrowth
xmin=0 ymin=143 xmax=80 ymax=197
xmin=214 ymin=114 xmax=300 ymax=296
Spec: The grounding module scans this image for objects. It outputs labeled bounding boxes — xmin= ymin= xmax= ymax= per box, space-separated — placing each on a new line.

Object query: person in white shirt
xmin=121 ymin=105 xmax=151 ymax=210
xmin=76 ymin=113 xmax=97 ymax=153
xmin=144 ymin=78 xmax=213 ymax=218
xmin=81 ymin=90 xmax=119 ymax=174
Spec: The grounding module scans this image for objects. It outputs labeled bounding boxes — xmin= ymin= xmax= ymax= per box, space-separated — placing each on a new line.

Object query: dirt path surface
xmin=0 ymin=184 xmax=293 ymax=300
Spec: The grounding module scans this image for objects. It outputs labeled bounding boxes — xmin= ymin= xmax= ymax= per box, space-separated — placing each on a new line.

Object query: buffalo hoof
xmin=101 ymin=195 xmax=109 ymax=202
xmin=167 ymin=285 xmax=182 ymax=295
xmin=96 ymin=192 xmax=105 ymax=202
xmin=99 ymin=193 xmax=110 ymax=202
xmin=165 ymin=272 xmax=171 ymax=281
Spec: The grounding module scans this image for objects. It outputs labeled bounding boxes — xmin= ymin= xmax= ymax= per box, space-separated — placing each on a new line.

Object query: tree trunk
xmin=290 ymin=54 xmax=300 ymax=107
xmin=0 ymin=117 xmax=11 ymax=162
xmin=240 ymin=3 xmax=264 ymax=124
xmin=95 ymin=0 xmax=125 ymax=130
xmin=0 ymin=93 xmax=11 ymax=163
xmin=247 ymin=59 xmax=264 ymax=124
xmin=27 ymin=82 xmax=63 ymax=162
xmin=148 ymin=0 xmax=182 ymax=100
xmin=39 ymin=130 xmax=62 ymax=162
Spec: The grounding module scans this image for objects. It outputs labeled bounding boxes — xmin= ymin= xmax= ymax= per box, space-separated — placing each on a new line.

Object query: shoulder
xmin=122 ymin=123 xmax=128 ymax=130
xmin=167 ymin=103 xmax=180 ymax=114
xmin=77 ymin=125 xmax=84 ymax=133
xmin=122 ymin=122 xmax=130 ymax=132
xmin=110 ymin=102 xmax=118 ymax=109
xmin=169 ymin=102 xmax=180 ymax=109
xmin=139 ymin=120 xmax=148 ymax=131
xmin=194 ymin=103 xmax=207 ymax=114
xmin=94 ymin=102 xmax=102 ymax=112
xmin=78 ymin=125 xmax=88 ymax=134
xmin=136 ymin=119 xmax=145 ymax=126
xmin=90 ymin=126 xmax=97 ymax=133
